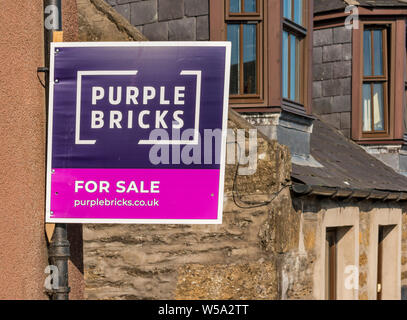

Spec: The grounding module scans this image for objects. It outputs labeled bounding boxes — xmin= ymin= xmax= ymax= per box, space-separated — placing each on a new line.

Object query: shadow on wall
xmin=402 ymin=286 xmax=407 ymax=300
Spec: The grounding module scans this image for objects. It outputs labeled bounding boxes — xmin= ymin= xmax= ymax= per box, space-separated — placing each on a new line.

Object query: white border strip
xmin=45 ymin=41 xmax=231 ymax=225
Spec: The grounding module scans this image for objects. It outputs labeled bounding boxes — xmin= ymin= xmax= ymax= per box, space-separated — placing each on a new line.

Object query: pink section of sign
xmin=50 ymin=169 xmax=220 ymax=221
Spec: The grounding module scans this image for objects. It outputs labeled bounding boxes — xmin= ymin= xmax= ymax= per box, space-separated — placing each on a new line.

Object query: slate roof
xmin=314 ymin=0 xmax=407 ymax=14
xmin=292 ymin=119 xmax=407 ymax=194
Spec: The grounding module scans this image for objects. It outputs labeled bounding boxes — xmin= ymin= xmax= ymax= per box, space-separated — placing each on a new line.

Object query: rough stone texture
xmin=185 ymin=0 xmax=209 ymax=17
xmin=333 ymin=61 xmax=351 ymax=79
xmin=115 ymin=3 xmax=131 ymax=21
xmin=313 ymin=47 xmax=322 ymax=65
xmin=333 ymin=26 xmax=351 ymax=44
xmin=323 ymin=44 xmax=343 ymax=63
xmin=143 ymin=21 xmax=168 ymax=41
xmin=175 ymin=263 xmax=278 ymax=300
xmin=332 ymin=95 xmax=351 ymax=112
xmin=158 ymin=0 xmax=184 ymax=22
xmin=169 ymin=17 xmax=196 ymax=41
xmin=131 ymin=0 xmax=158 ymax=26
xmin=340 ymin=112 xmax=351 ymax=130
xmin=105 ymin=0 xmax=209 ymax=41
xmin=322 ymin=79 xmax=342 ymax=97
xmin=312 ymin=97 xmax=333 ymax=115
xmin=83 ymin=113 xmax=305 ymax=300
xmin=313 ymin=62 xmax=333 ymax=82
xmin=342 ymin=43 xmax=352 ymax=61
xmin=78 ymin=0 xmax=147 ymax=41
xmin=358 ymin=210 xmax=370 ymax=299
xmin=314 ymin=28 xmax=333 ymax=47
xmin=313 ymin=26 xmax=352 ymax=138
xmin=313 ymin=81 xmax=322 ymax=99
xmin=196 ymin=15 xmax=209 ymax=41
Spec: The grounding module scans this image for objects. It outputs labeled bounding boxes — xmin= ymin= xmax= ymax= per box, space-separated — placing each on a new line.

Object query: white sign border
xmin=45 ymin=41 xmax=231 ymax=225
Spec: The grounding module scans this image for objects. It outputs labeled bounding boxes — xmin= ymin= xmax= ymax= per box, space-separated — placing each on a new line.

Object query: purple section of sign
xmin=50 ymin=168 xmax=220 ymax=220
xmin=51 ymin=46 xmax=226 ymax=169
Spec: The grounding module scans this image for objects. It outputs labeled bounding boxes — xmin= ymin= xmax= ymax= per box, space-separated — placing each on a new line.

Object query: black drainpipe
xmin=43 ymin=0 xmax=71 ymax=300
xmin=49 ymin=225 xmax=71 ymax=300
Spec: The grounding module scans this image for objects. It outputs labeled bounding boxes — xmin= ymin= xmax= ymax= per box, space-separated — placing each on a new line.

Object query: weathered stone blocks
xmin=169 ymin=17 xmax=196 ymax=41
xmin=185 ymin=0 xmax=209 ymax=17
xmin=107 ymin=0 xmax=210 ymax=42
xmin=130 ymin=0 xmax=157 ymax=26
xmin=143 ymin=21 xmax=168 ymax=40
xmin=158 ymin=0 xmax=184 ymax=21
xmin=313 ymin=26 xmax=352 ymax=133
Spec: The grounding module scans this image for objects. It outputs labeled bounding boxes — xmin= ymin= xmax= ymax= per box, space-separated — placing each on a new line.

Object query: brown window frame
xmin=209 ymin=0 xmax=313 ymax=114
xmin=226 ymin=0 xmax=262 ymax=20
xmin=282 ymin=3 xmax=308 ymax=108
xmin=352 ymin=19 xmax=406 ymax=144
xmin=361 ymin=26 xmax=389 ymax=137
xmin=225 ymin=0 xmax=264 ymax=104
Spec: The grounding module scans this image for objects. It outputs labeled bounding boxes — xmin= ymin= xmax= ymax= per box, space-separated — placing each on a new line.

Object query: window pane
xmin=283 ymin=0 xmax=292 ymax=20
xmin=283 ymin=31 xmax=289 ymax=99
xmin=230 ymin=0 xmax=241 ymax=13
xmin=290 ymin=34 xmax=297 ymax=101
xmin=293 ymin=0 xmax=303 ymax=25
xmin=244 ymin=0 xmax=256 ymax=12
xmin=373 ymin=83 xmax=384 ymax=130
xmin=373 ymin=30 xmax=383 ymax=76
xmin=243 ymin=24 xmax=257 ymax=94
xmin=362 ymin=84 xmax=372 ymax=132
xmin=227 ymin=24 xmax=240 ymax=94
xmin=364 ymin=30 xmax=372 ymax=76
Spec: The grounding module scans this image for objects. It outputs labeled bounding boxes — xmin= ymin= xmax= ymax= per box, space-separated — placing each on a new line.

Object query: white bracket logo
xmin=75 ymin=70 xmax=201 ymax=146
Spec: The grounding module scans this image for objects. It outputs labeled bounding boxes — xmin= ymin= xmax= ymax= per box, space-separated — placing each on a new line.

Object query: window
xmin=362 ymin=27 xmax=388 ymax=134
xmin=226 ymin=0 xmax=262 ymax=100
xmin=351 ymin=19 xmax=406 ymax=143
xmin=209 ymin=0 xmax=313 ymax=113
xmin=282 ymin=0 xmax=306 ymax=105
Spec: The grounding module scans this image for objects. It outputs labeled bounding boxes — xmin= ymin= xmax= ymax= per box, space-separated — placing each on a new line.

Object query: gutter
xmin=291 ymin=183 xmax=407 ymax=202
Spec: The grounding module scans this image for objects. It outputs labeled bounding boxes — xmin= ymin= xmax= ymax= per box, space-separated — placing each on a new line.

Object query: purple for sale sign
xmin=45 ymin=42 xmax=231 ymax=224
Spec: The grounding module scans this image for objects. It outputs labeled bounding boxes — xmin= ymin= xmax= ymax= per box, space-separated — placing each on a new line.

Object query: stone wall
xmin=83 ymin=112 xmax=309 ymax=300
xmin=76 ymin=0 xmax=407 ymax=300
xmin=104 ymin=0 xmax=209 ymax=41
xmin=78 ymin=0 xmax=147 ymax=41
xmin=293 ymin=197 xmax=407 ymax=300
xmin=313 ymin=26 xmax=352 ymax=138
xmin=77 ymin=2 xmax=315 ymax=300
